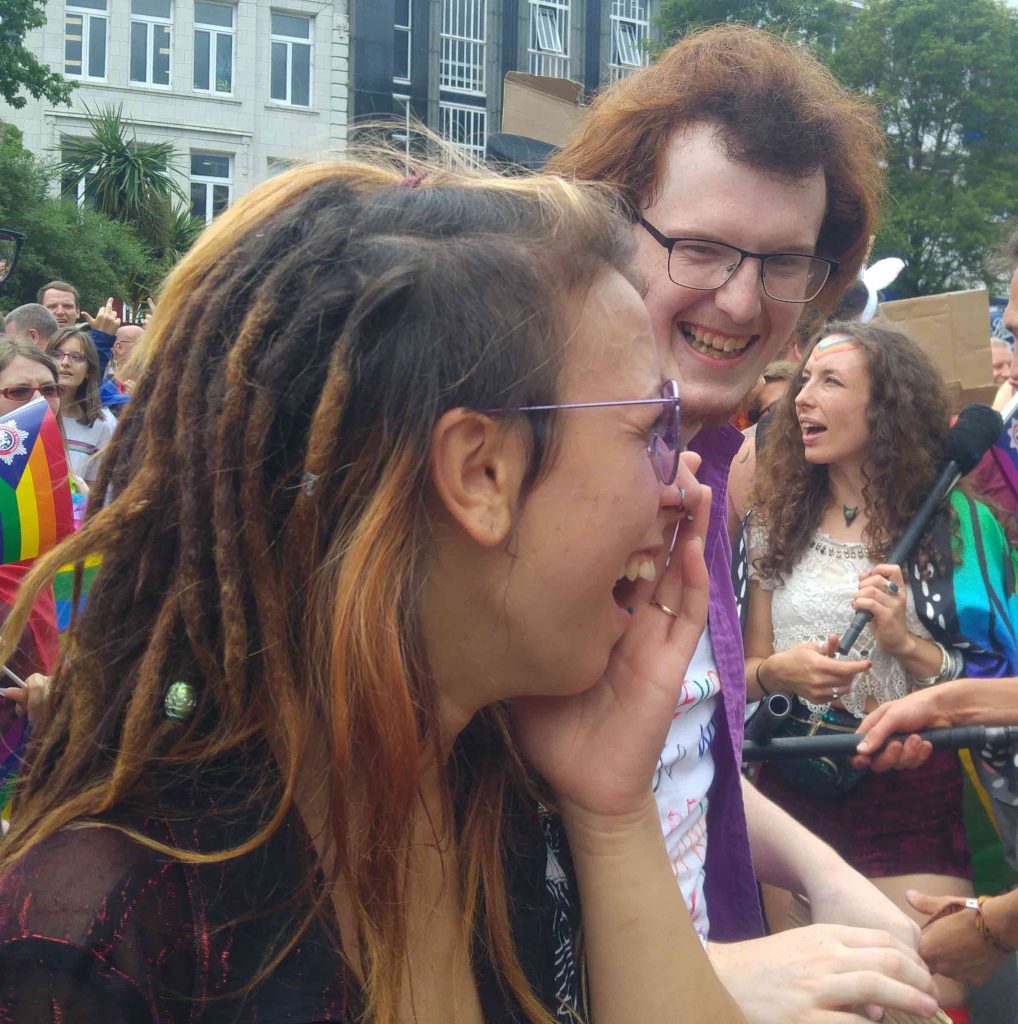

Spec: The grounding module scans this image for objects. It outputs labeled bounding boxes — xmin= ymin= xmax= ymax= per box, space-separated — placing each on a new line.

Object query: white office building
xmin=2 ymin=0 xmax=350 ymax=218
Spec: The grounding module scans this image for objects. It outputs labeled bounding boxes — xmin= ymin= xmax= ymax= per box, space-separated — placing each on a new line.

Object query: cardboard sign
xmin=877 ymin=288 xmax=993 ymax=393
xmin=501 ymin=72 xmax=587 ymax=148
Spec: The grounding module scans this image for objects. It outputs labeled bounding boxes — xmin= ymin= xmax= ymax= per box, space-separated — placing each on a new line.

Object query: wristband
xmin=976 ymin=895 xmax=1015 ymax=953
xmin=911 ymin=641 xmax=952 ymax=688
xmin=755 ymin=660 xmax=772 ymax=696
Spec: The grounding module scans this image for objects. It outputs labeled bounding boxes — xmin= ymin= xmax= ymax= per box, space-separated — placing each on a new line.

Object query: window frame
xmin=190 ymin=152 xmax=233 ymax=225
xmin=193 ymin=0 xmax=235 ymax=96
xmin=527 ymin=0 xmax=569 ymax=78
xmin=269 ymin=11 xmax=313 ymax=107
xmin=393 ymin=0 xmax=411 ymax=85
xmin=64 ymin=0 xmax=108 ymax=81
xmin=129 ymin=0 xmax=173 ymax=88
xmin=439 ymin=101 xmax=488 ymax=164
xmin=439 ymin=0 xmax=486 ymax=96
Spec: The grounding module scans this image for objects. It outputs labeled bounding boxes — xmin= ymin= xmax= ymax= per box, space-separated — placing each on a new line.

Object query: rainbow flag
xmin=0 ymin=397 xmax=73 ymax=564
xmin=53 ymin=555 xmax=101 ymax=633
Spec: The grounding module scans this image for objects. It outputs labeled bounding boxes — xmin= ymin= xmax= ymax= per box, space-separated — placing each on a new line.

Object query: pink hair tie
xmin=400 ymin=172 xmax=427 ymax=189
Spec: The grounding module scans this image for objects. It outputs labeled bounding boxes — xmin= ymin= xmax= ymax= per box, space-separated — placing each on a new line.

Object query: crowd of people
xmin=0 ymin=21 xmax=1014 ymax=1024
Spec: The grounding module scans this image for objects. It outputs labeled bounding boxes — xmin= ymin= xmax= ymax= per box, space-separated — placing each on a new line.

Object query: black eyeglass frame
xmin=487 ymin=379 xmax=682 ymax=486
xmin=0 ymin=230 xmax=25 ymax=285
xmin=639 ymin=218 xmax=838 ymax=304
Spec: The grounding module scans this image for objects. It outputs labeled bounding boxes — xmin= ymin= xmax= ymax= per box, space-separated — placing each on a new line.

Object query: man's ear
xmin=430 ymin=409 xmax=524 ymax=547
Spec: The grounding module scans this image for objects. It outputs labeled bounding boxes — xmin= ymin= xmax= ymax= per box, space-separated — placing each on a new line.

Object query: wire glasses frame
xmin=640 ymin=219 xmax=838 ymax=304
xmin=0 ymin=383 xmax=66 ymax=403
xmin=51 ymin=350 xmax=88 ymax=365
xmin=489 ymin=379 xmax=682 ymax=486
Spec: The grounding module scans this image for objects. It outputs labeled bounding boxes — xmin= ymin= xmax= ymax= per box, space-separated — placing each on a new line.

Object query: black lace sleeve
xmin=0 ymin=936 xmax=156 ymax=1023
xmin=0 ymin=826 xmax=195 ymax=1024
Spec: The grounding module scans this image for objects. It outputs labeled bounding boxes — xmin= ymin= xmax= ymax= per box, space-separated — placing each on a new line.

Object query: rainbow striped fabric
xmin=53 ymin=555 xmax=102 ymax=633
xmin=0 ymin=397 xmax=73 ymax=564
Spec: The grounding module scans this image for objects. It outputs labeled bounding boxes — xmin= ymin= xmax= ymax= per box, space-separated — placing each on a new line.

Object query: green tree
xmin=58 ymin=103 xmax=201 ymax=293
xmin=0 ymin=123 xmax=150 ymax=312
xmin=657 ymin=0 xmax=851 ymax=51
xmin=656 ymin=0 xmax=1018 ymax=297
xmin=0 ymin=0 xmax=75 ymax=109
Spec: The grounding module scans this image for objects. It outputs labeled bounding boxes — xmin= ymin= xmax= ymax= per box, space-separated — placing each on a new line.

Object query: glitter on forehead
xmin=813 ymin=334 xmax=860 ymax=359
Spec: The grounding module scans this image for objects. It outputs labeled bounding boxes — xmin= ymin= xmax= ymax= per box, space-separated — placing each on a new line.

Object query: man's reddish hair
xmin=548 ymin=24 xmax=885 ymax=316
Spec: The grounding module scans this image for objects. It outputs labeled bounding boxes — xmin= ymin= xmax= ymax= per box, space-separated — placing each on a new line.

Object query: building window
xmin=394 ymin=0 xmax=411 ymax=84
xmin=440 ymin=101 xmax=487 ymax=163
xmin=528 ymin=0 xmax=569 ymax=79
xmin=190 ymin=153 xmax=232 ymax=224
xmin=610 ymin=0 xmax=648 ymax=79
xmin=60 ymin=155 xmax=99 ymax=208
xmin=193 ymin=1 xmax=234 ymax=94
xmin=130 ymin=0 xmax=172 ymax=86
xmin=64 ymin=0 xmax=108 ymax=80
xmin=440 ymin=0 xmax=485 ymax=95
xmin=270 ymin=11 xmax=312 ymax=107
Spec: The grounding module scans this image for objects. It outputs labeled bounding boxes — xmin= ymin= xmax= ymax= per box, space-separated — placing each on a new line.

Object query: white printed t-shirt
xmin=653 ymin=626 xmax=720 ymax=940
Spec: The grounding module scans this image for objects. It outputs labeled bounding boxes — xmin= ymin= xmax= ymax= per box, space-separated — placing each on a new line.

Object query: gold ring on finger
xmin=651 ymin=599 xmax=679 ymax=619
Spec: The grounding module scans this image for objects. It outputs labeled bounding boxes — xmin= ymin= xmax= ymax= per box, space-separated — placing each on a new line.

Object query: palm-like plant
xmin=60 ymin=103 xmax=186 ymax=230
xmin=60 ymin=103 xmax=200 ymax=296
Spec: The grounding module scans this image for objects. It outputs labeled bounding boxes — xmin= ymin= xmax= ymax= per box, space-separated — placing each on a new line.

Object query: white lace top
xmin=748 ymin=528 xmax=933 ymax=721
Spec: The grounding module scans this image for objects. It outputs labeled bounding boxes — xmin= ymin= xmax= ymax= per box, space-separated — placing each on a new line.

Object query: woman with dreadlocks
xmin=0 ymin=159 xmax=763 ymax=1023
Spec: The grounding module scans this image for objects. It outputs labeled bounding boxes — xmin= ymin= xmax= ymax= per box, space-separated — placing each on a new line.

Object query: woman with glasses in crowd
xmin=0 ymin=158 xmax=761 ymax=1024
xmin=45 ymin=327 xmax=116 ymax=491
xmin=0 ymin=339 xmax=65 ymax=806
xmin=743 ymin=321 xmax=1018 ymax=1017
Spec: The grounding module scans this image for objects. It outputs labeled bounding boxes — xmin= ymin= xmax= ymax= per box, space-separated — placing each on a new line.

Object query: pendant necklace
xmin=842 ymin=504 xmax=859 ymax=526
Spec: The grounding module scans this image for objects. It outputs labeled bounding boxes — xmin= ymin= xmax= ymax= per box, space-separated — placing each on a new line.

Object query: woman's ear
xmin=430 ymin=409 xmax=525 ymax=547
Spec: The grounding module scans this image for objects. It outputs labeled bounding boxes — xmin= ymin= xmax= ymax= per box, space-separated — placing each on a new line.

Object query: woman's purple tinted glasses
xmin=489 ymin=379 xmax=682 ymax=486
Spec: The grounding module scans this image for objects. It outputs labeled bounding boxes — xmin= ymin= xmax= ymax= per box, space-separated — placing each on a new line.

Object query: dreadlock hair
xmin=750 ymin=320 xmax=952 ymax=582
xmin=0 ymin=156 xmax=637 ymax=1024
xmin=46 ymin=326 xmax=103 ymax=426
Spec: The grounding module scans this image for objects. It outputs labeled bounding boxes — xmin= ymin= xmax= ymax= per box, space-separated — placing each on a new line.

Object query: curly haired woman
xmin=744 ymin=321 xmax=1018 ymax=1016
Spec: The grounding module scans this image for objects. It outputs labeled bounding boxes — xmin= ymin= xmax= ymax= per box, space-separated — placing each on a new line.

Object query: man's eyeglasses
xmin=640 ymin=219 xmax=838 ymax=304
xmin=0 ymin=383 xmax=66 ymax=403
xmin=52 ymin=350 xmax=87 ymax=365
xmin=489 ymin=379 xmax=682 ymax=486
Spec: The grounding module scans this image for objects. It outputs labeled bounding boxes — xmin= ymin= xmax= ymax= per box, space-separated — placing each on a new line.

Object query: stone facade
xmin=2 ymin=0 xmax=349 ymax=215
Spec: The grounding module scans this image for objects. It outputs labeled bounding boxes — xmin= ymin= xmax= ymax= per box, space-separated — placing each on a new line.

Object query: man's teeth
xmin=682 ymin=324 xmax=752 ymax=358
xmin=617 ymin=556 xmax=657 ymax=583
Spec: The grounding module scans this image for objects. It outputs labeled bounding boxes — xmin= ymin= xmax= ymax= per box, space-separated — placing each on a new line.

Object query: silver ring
xmin=831 ymin=686 xmax=840 ymax=700
xmin=884 ymin=580 xmax=899 ymax=595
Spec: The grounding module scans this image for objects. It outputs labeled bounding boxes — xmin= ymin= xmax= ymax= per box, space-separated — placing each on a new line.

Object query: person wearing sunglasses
xmin=0 ymin=339 xmax=64 ymax=420
xmin=0 ymin=339 xmax=64 ymax=814
xmin=44 ymin=328 xmax=116 ymax=491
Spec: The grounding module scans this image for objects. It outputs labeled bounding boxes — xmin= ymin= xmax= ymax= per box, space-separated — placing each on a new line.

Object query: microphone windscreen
xmin=945 ymin=404 xmax=1004 ymax=474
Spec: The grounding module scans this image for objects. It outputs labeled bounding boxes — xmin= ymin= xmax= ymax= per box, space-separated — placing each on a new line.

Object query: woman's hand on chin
xmin=511 ymin=482 xmax=711 ymax=827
